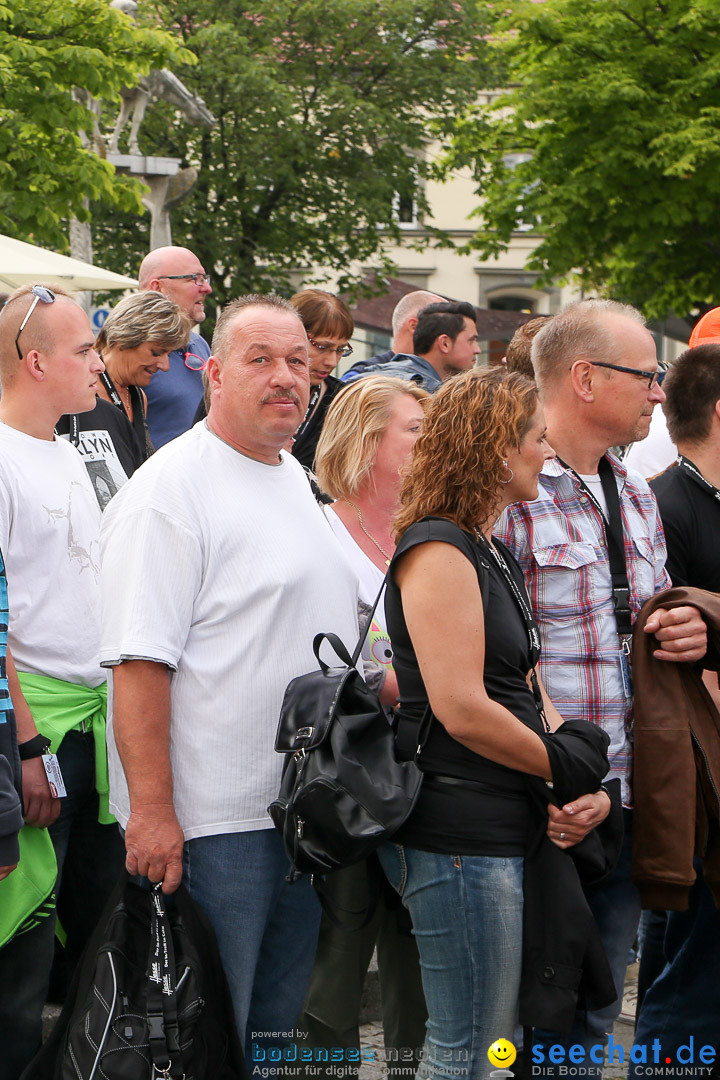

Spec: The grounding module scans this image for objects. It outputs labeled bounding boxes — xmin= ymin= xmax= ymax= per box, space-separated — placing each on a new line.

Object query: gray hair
xmin=391 ymin=290 xmax=443 ymax=339
xmin=531 ymin=299 xmax=646 ymax=386
xmin=95 ymin=291 xmax=192 ymax=354
xmin=211 ymin=293 xmax=299 ymax=360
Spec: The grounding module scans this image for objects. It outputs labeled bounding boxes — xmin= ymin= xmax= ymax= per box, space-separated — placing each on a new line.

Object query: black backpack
xmin=22 ymin=872 xmax=247 ymax=1080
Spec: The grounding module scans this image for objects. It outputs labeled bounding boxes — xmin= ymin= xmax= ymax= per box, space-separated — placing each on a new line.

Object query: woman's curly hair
xmin=394 ymin=367 xmax=539 ymax=539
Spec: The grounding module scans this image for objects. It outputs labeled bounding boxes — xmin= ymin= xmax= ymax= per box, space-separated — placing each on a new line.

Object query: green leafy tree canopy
xmin=0 ymin=0 xmax=188 ymax=249
xmin=447 ymin=0 xmax=720 ymax=320
xmin=97 ymin=0 xmax=497 ymax=301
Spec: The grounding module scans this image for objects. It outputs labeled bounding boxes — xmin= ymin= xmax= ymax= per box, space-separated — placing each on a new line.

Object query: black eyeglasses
xmin=588 ymin=361 xmax=666 ymax=391
xmin=156 ymin=273 xmax=211 ymax=287
xmin=308 ymin=335 xmax=353 ymax=358
xmin=184 ymin=352 xmax=207 ymax=372
xmin=15 ymin=285 xmax=55 ymax=360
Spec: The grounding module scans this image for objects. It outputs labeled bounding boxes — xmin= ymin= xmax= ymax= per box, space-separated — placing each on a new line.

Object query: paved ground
xmin=356 ymin=963 xmax=639 ymax=1080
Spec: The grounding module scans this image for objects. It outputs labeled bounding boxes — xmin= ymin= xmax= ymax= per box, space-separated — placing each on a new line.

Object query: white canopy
xmin=0 ymin=233 xmax=137 ymax=292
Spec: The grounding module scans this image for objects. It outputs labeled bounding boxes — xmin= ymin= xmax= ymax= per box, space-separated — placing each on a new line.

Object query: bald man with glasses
xmin=138 ymin=245 xmax=213 ymax=448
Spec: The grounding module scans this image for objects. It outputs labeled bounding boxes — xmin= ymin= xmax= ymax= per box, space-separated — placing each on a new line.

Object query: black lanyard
xmin=475 ymin=533 xmax=549 ymax=731
xmin=559 ymin=455 xmax=634 ymax=637
xmin=65 ymin=373 xmax=127 ymax=448
xmin=294 ymin=384 xmax=322 ymax=441
xmin=65 ymin=413 xmax=80 ymax=448
xmin=99 ymin=371 xmax=128 ymax=414
xmin=677 ymin=455 xmax=720 ymax=505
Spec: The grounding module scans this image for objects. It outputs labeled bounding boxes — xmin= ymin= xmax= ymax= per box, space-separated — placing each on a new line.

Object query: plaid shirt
xmin=495 ymin=453 xmax=670 ymax=806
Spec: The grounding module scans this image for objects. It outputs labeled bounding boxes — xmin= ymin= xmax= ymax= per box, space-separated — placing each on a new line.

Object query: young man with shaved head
xmin=100 ymin=294 xmax=359 ymax=1057
xmin=138 ymin=244 xmax=212 ymax=447
xmin=0 ymin=286 xmax=123 ymax=1078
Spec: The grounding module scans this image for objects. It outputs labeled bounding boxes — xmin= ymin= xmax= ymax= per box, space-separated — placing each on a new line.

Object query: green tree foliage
xmin=96 ymin=0 xmax=495 ymax=301
xmin=448 ymin=0 xmax=720 ymax=320
xmin=0 ymin=0 xmax=186 ymax=249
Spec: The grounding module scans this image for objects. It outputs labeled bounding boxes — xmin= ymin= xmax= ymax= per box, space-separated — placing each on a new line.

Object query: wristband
xmin=19 ymin=733 xmax=52 ymax=760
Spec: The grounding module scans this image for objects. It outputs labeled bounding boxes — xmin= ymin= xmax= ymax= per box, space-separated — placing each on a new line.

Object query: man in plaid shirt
xmin=496 ymin=299 xmax=707 ymax=1072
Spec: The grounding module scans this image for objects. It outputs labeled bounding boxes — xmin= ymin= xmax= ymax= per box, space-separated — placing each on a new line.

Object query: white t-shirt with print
xmin=0 ymin=422 xmax=104 ymax=687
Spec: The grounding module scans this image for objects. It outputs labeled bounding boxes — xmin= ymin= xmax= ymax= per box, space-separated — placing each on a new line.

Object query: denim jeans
xmin=182 ymin=827 xmax=321 ymax=1055
xmin=378 ymin=843 xmax=523 ymax=1080
xmin=630 ymin=864 xmax=720 ymax=1076
xmin=533 ymin=810 xmax=641 ymax=1079
xmin=298 ymin=855 xmax=427 ymax=1080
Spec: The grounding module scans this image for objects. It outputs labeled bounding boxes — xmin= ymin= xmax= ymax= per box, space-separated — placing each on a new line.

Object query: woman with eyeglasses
xmin=289 ymin=289 xmax=354 ymax=470
xmin=56 ymin=292 xmax=192 ymax=508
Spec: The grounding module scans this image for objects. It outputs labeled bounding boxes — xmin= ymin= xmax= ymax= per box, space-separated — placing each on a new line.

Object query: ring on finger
xmin=560 ymin=832 xmax=566 ymax=841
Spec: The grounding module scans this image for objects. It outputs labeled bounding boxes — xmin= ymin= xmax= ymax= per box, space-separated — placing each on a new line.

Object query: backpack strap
xmin=147 ymin=884 xmax=183 ymax=1080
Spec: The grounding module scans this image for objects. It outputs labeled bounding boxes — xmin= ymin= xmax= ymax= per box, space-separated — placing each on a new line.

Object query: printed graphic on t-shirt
xmin=58 ymin=428 xmax=129 ymax=509
xmin=43 ymin=480 xmax=101 ymax=580
xmin=369 ymin=618 xmax=393 ymax=666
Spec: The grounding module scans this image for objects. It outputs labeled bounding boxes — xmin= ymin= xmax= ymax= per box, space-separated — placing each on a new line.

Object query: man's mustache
xmin=261 ymin=390 xmax=303 ymax=407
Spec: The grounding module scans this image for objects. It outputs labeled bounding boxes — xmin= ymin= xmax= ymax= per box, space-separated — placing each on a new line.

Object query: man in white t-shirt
xmin=100 ymin=294 xmax=359 ymax=1056
xmin=0 ymin=285 xmax=124 ymax=1078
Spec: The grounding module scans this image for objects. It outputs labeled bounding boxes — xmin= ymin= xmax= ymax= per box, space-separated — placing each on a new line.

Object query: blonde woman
xmin=299 ymin=376 xmax=430 ymax=1078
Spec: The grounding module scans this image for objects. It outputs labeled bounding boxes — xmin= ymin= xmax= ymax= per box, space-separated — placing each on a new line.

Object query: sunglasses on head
xmin=15 ymin=285 xmax=55 ymax=360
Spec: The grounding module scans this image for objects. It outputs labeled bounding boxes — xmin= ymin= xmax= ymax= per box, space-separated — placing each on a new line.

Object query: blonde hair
xmin=315 ymin=376 xmax=430 ymax=500
xmin=394 ymin=367 xmax=538 ymax=538
xmin=95 ymin=291 xmax=192 ymax=354
xmin=531 ymin=299 xmax=645 ymax=387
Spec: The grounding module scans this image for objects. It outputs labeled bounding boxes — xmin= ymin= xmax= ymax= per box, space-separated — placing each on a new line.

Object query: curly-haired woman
xmin=379 ymin=367 xmax=612 ymax=1079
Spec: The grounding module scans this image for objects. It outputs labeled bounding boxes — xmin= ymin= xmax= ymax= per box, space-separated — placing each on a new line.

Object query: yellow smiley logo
xmin=487 ymin=1038 xmax=517 ymax=1069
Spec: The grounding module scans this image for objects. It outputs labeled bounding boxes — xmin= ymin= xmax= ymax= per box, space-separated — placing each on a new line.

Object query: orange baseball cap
xmin=689 ymin=307 xmax=720 ymax=347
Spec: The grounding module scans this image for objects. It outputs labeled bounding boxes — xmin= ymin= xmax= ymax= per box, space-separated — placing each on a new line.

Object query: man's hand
xmin=21 ymin=757 xmax=61 ymax=828
xmin=0 ymin=863 xmax=17 ymax=881
xmin=125 ymin=805 xmax=184 ymax=894
xmin=546 ymin=790 xmax=611 ymax=849
xmin=644 ymin=605 xmax=707 ymax=663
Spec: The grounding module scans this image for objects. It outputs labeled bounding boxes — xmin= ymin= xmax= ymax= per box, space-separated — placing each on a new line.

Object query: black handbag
xmin=268 ymin=583 xmax=431 ymax=879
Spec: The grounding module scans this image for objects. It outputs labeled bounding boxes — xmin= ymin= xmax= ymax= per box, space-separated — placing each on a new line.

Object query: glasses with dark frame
xmin=588 ymin=361 xmax=666 ymax=391
xmin=156 ymin=273 xmax=211 ymax=287
xmin=15 ymin=285 xmax=56 ymax=360
xmin=308 ymin=335 xmax=353 ymax=358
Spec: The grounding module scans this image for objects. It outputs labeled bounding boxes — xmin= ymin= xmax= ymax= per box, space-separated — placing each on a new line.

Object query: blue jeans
xmin=379 ymin=843 xmax=523 ymax=1080
xmin=182 ymin=827 xmax=321 ymax=1055
xmin=533 ymin=809 xmax=641 ymax=1079
xmin=630 ymin=864 xmax=720 ymax=1076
